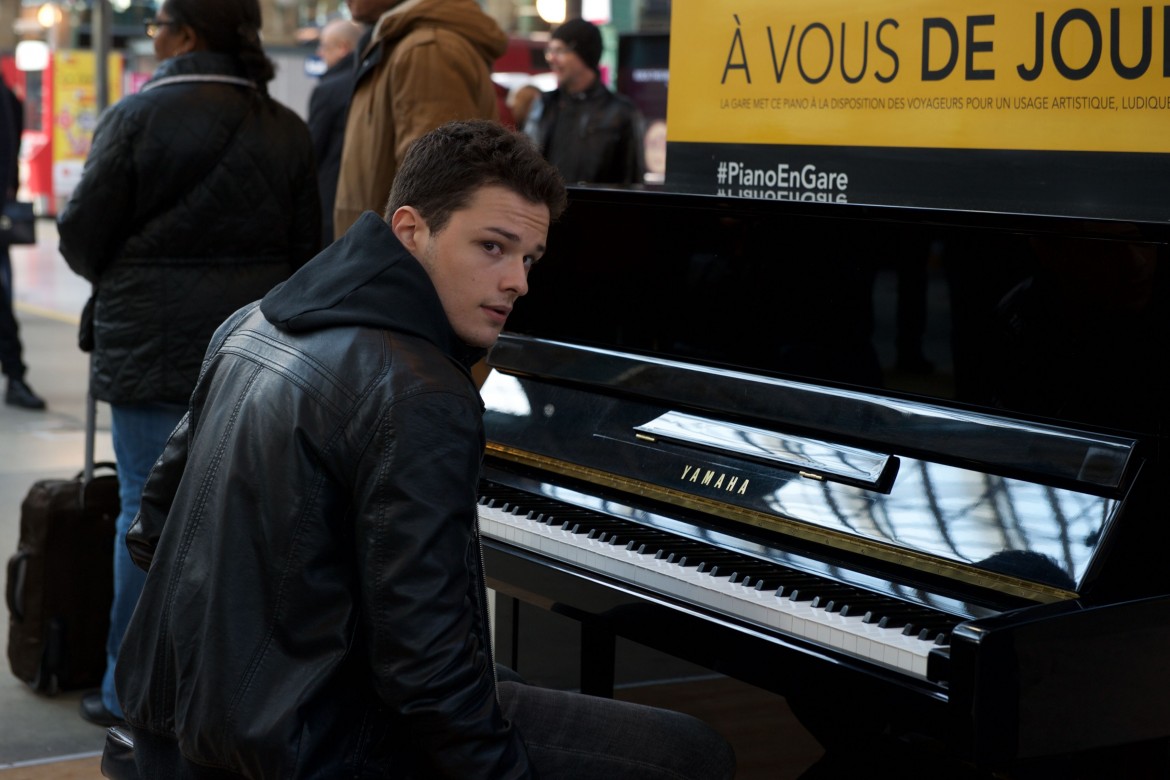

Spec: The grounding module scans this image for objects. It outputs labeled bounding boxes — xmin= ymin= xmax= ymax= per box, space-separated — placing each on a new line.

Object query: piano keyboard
xmin=477 ymin=485 xmax=958 ymax=681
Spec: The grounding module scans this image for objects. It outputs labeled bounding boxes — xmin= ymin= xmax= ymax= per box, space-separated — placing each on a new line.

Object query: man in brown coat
xmin=336 ymin=0 xmax=506 ymax=236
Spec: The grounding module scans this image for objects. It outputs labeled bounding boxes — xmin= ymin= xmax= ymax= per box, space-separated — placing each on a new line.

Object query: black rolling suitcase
xmin=6 ymin=390 xmax=118 ymax=694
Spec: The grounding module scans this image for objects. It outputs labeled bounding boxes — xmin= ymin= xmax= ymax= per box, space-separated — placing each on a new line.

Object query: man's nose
xmin=503 ymin=257 xmax=529 ymax=296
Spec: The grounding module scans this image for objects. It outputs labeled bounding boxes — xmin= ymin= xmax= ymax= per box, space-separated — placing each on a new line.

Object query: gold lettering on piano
xmin=679 ymin=465 xmax=750 ymax=496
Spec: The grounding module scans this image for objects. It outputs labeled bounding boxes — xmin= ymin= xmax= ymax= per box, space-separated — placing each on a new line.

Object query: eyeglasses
xmin=544 ymin=44 xmax=573 ymax=60
xmin=144 ymin=18 xmax=180 ymax=38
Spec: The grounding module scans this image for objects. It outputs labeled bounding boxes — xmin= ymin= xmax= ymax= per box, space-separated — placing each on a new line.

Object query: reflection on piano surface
xmin=477 ymin=188 xmax=1170 ymax=775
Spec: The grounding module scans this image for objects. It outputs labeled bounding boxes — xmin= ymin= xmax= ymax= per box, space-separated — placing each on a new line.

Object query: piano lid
xmin=503 ymin=188 xmax=1170 ymax=444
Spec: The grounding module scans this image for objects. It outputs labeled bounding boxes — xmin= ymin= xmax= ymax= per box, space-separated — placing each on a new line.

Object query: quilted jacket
xmin=116 ymin=212 xmax=530 ymax=778
xmin=333 ymin=0 xmax=506 ymax=236
xmin=58 ymin=52 xmax=320 ymax=405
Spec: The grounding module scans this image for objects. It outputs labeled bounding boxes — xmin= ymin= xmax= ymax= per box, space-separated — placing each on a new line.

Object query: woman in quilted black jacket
xmin=57 ymin=0 xmax=320 ymax=729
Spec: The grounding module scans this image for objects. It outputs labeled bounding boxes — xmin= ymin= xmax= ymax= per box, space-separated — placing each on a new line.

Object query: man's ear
xmin=390 ymin=205 xmax=428 ymax=254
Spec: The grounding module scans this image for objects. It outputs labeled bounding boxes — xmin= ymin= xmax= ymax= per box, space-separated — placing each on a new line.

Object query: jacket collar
xmin=149 ymin=52 xmax=252 ymax=85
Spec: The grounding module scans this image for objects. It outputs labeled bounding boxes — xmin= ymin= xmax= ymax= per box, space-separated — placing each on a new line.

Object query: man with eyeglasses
xmin=526 ymin=18 xmax=645 ymax=186
xmin=332 ymin=0 xmax=507 ymax=239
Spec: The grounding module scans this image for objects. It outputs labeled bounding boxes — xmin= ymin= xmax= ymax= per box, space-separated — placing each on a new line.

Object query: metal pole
xmin=88 ymin=0 xmax=113 ymax=480
xmin=93 ymin=0 xmax=112 ymax=112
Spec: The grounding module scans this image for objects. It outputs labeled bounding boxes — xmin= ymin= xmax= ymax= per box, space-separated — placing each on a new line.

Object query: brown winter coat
xmin=334 ymin=0 xmax=506 ymax=236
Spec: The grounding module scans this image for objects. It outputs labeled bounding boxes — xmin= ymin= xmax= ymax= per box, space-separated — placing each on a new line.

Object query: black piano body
xmin=478 ymin=187 xmax=1170 ymax=774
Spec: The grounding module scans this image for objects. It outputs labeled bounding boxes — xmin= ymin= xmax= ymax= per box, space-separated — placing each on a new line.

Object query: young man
xmin=527 ymin=17 xmax=645 ymax=185
xmin=114 ymin=121 xmax=735 ymax=779
xmin=333 ymin=0 xmax=507 ymax=237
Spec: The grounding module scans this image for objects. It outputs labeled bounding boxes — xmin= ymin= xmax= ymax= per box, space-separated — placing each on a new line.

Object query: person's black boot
xmin=79 ymin=691 xmax=126 ymax=727
xmin=5 ymin=378 xmax=46 ymax=410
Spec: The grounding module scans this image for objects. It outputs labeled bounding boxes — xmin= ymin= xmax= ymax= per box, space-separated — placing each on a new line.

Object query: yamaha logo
xmin=680 ymin=464 xmax=750 ymax=496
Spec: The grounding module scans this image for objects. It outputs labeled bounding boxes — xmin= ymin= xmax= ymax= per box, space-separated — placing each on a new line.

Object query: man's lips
xmin=483 ymin=304 xmax=512 ymax=324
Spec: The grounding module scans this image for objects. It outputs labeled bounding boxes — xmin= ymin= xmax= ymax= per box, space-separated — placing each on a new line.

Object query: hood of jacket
xmin=261 ymin=211 xmax=485 ymax=367
xmin=371 ymin=0 xmax=507 ymax=65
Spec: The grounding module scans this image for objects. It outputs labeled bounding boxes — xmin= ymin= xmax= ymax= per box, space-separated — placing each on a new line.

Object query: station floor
xmin=0 ymin=220 xmax=825 ymax=778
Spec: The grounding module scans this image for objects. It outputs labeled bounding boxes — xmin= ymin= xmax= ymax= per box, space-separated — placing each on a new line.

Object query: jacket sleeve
xmin=353 ymin=389 xmax=532 ymax=779
xmin=126 ymin=411 xmax=190 ymax=571
xmin=57 ymin=106 xmax=138 ymax=283
xmin=620 ymin=108 xmax=647 ymax=185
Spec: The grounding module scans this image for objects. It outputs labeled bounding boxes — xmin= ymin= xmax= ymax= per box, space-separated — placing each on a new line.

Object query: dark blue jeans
xmin=103 ymin=402 xmax=187 ymax=716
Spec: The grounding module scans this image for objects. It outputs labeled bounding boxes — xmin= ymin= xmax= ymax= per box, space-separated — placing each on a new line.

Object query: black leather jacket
xmin=58 ymin=52 xmax=320 ymax=405
xmin=527 ymin=80 xmax=645 ymax=185
xmin=116 ymin=213 xmax=531 ymax=778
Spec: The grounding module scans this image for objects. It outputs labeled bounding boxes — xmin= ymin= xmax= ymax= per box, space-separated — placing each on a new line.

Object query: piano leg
xmin=580 ymin=619 xmax=616 ymax=698
xmin=507 ymin=596 xmax=520 ymax=671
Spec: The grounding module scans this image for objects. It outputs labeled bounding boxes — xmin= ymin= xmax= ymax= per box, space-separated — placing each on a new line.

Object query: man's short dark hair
xmin=385 ymin=120 xmax=567 ymax=234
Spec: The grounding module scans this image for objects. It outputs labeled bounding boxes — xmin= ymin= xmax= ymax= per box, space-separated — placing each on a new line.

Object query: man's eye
xmin=523 ymin=256 xmax=539 ymax=269
xmin=483 ymin=242 xmax=502 ymax=254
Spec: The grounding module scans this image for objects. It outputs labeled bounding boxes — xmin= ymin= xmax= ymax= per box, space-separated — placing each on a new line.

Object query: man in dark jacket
xmin=114 ymin=120 xmax=734 ymax=779
xmin=527 ymin=18 xmax=645 ymax=185
xmin=308 ymin=18 xmax=365 ymax=247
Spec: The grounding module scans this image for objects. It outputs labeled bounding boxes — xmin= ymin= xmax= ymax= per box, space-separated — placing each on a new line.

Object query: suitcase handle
xmin=6 ymin=551 xmax=28 ymax=622
xmin=73 ymin=462 xmax=117 ymax=483
xmin=75 ymin=462 xmax=119 ymax=515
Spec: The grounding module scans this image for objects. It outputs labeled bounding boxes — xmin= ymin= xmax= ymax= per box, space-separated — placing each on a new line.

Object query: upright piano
xmin=476 ymin=187 xmax=1170 ymax=774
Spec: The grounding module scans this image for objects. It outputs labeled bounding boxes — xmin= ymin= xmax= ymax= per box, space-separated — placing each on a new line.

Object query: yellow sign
xmin=53 ymin=50 xmax=123 ymax=197
xmin=667 ymin=1 xmax=1170 ymax=153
